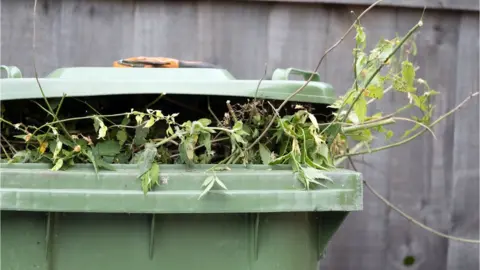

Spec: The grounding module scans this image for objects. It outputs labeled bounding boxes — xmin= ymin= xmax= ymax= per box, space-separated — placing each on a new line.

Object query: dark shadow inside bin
xmin=1 ymin=94 xmax=335 ymax=163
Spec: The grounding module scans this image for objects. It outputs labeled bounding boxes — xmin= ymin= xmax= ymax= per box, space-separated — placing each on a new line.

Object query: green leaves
xmin=259 ymin=143 xmax=271 ymax=165
xmin=179 ymin=136 xmax=196 ymax=167
xmin=93 ymin=116 xmax=108 ymax=139
xmin=96 ymin=140 xmax=121 ymax=157
xmin=365 ymin=84 xmax=384 ymax=99
xmin=53 ymin=140 xmax=63 ymax=160
xmin=132 ymin=143 xmax=161 ymax=194
xmin=392 ymin=61 xmax=417 ymax=93
xmin=402 ymin=61 xmax=416 ymax=92
xmin=199 ymin=174 xmax=228 ymax=199
xmin=116 ymin=130 xmax=127 ymax=146
xmin=51 ymin=158 xmax=63 ymax=171
xmin=199 ymin=133 xmax=212 ymax=156
xmin=85 ymin=142 xmax=118 ymax=173
xmin=307 ymin=113 xmax=319 ymax=130
xmin=354 ymin=24 xmax=366 ymax=50
xmin=134 ymin=126 xmax=149 ymax=145
xmin=140 ymin=162 xmax=160 ymax=194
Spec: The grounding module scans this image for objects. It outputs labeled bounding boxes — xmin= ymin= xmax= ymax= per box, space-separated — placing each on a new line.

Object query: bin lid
xmin=0 ymin=67 xmax=336 ymax=104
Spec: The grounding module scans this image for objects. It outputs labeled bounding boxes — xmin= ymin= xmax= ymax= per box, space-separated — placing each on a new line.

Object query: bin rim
xmin=0 ymin=67 xmax=336 ymax=104
xmin=0 ymin=163 xmax=363 ymax=214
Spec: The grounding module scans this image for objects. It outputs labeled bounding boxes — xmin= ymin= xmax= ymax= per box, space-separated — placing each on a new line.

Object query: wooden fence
xmin=1 ymin=0 xmax=478 ymax=269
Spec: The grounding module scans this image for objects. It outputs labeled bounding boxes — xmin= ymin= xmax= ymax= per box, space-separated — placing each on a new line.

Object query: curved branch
xmin=348 ymin=157 xmax=480 ymax=244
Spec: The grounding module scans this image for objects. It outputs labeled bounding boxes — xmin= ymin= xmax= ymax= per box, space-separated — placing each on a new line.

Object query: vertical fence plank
xmin=447 ymin=12 xmax=480 ymax=270
xmin=132 ymin=1 xmax=200 ymax=60
xmin=384 ymin=8 xmax=461 ymax=270
xmin=206 ymin=2 xmax=271 ymax=79
xmin=266 ymin=2 xmax=329 ymax=77
xmin=56 ymin=0 xmax=135 ymax=69
xmin=1 ymin=0 xmax=63 ymax=76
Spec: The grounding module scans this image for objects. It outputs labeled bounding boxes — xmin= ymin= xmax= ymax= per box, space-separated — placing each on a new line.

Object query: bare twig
xmin=348 ymin=157 xmax=479 ymax=244
xmin=226 ymin=100 xmax=238 ymax=122
xmin=342 ymin=118 xmax=395 ymax=133
xmin=246 ymin=0 xmax=385 ymax=152
xmin=1 ymin=145 xmax=12 ymax=160
xmin=144 ymin=93 xmax=165 ymax=110
xmin=73 ymin=98 xmax=116 ymax=125
xmin=253 ymin=62 xmax=268 ymax=102
xmin=351 ymin=10 xmax=361 ymax=101
xmin=392 ymin=116 xmax=437 ymax=140
xmin=250 ymin=63 xmax=269 ymax=122
xmin=207 ymin=97 xmax=222 ymax=125
xmin=1 ymin=133 xmax=17 ymax=153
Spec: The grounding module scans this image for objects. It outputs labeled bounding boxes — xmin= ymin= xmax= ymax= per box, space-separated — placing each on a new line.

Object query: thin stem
xmin=154 ymin=134 xmax=179 ymax=147
xmin=342 ymin=118 xmax=395 ymax=133
xmin=31 ymin=101 xmax=55 ymax=117
xmin=347 ymin=157 xmax=480 ymax=244
xmin=207 ymin=97 xmax=222 ymax=125
xmin=52 ymin=94 xmax=71 ymax=138
xmin=144 ymin=93 xmax=165 ymax=110
xmin=392 ymin=116 xmax=437 ymax=140
xmin=352 ymin=10 xmax=361 ymax=102
xmin=334 ymin=141 xmax=366 ymax=166
xmin=73 ymin=98 xmax=116 ymax=125
xmin=1 ymin=134 xmax=17 ymax=153
xmin=254 ymin=63 xmax=268 ymax=102
xmin=211 ymin=127 xmax=234 ymax=134
xmin=226 ymin=100 xmax=238 ymax=122
xmin=32 ymin=112 xmax=130 ymax=134
xmin=0 ymin=118 xmax=19 ymax=130
xmin=246 ymin=0 xmax=385 ymax=152
xmin=1 ymin=145 xmax=11 ymax=160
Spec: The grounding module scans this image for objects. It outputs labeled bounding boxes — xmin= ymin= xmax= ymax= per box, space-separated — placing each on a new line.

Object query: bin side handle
xmin=0 ymin=65 xmax=23 ymax=78
xmin=271 ymin=68 xmax=321 ymax=82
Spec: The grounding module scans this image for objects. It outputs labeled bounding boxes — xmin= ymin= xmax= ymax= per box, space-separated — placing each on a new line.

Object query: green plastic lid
xmin=0 ymin=67 xmax=335 ymax=104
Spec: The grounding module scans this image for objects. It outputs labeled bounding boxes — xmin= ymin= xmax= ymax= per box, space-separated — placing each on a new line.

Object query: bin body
xmin=2 ymin=211 xmax=337 ymax=270
xmin=0 ymin=164 xmax=360 ymax=270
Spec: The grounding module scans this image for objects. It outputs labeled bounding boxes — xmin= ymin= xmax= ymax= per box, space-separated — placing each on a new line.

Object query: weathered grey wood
xmin=0 ymin=1 xmax=478 ymax=270
xmin=133 ymin=1 xmax=200 ymax=60
xmin=209 ymin=2 xmax=271 ymax=78
xmin=447 ymin=12 xmax=479 ymax=270
xmin=384 ymin=8 xmax=462 ymax=270
xmin=319 ymin=6 xmax=396 ymax=270
xmin=266 ymin=2 xmax=329 ymax=77
xmin=246 ymin=0 xmax=479 ymax=12
xmin=59 ymin=0 xmax=136 ymax=67
xmin=418 ymin=9 xmax=461 ymax=270
xmin=0 ymin=0 xmax=62 ymax=76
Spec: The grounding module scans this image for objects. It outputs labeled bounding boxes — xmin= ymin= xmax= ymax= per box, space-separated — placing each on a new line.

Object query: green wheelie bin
xmin=0 ymin=66 xmax=362 ymax=270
